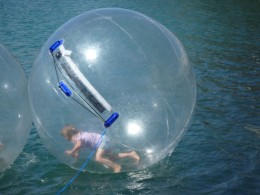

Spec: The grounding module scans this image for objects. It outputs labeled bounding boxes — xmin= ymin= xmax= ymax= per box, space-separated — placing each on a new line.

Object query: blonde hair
xmin=61 ymin=125 xmax=79 ymax=140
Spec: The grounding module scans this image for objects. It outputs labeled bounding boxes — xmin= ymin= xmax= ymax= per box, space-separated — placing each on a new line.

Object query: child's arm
xmin=66 ymin=140 xmax=82 ymax=158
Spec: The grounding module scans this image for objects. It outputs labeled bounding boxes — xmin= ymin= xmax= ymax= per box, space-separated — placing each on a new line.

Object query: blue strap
xmin=57 ymin=127 xmax=108 ymax=194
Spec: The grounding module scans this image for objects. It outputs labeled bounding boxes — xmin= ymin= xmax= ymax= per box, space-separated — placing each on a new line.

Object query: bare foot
xmin=131 ymin=151 xmax=140 ymax=162
xmin=114 ymin=165 xmax=121 ymax=173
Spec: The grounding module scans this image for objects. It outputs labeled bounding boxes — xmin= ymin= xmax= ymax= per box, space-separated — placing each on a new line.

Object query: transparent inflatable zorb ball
xmin=29 ymin=8 xmax=196 ymax=173
xmin=0 ymin=44 xmax=31 ymax=171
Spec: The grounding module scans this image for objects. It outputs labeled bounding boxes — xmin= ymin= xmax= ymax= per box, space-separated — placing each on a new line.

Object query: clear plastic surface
xmin=0 ymin=44 xmax=31 ymax=172
xmin=29 ymin=8 xmax=196 ymax=173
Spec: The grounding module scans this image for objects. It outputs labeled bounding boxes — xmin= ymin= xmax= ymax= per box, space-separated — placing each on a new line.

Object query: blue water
xmin=0 ymin=0 xmax=259 ymax=194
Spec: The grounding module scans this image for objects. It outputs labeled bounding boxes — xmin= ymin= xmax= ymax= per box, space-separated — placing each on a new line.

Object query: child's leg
xmin=118 ymin=151 xmax=140 ymax=162
xmin=95 ymin=148 xmax=121 ymax=173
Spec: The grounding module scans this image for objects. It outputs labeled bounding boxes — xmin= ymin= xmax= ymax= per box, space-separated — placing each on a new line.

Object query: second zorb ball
xmin=0 ymin=44 xmax=32 ymax=171
xmin=29 ymin=8 xmax=196 ymax=173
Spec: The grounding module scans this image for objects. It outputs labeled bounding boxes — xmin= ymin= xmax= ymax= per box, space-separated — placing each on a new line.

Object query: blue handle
xmin=50 ymin=40 xmax=63 ymax=53
xmin=104 ymin=112 xmax=119 ymax=128
xmin=58 ymin=81 xmax=72 ymax=97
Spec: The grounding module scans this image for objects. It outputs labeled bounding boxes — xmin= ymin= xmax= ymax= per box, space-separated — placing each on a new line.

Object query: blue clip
xmin=58 ymin=81 xmax=72 ymax=97
xmin=104 ymin=112 xmax=119 ymax=128
xmin=49 ymin=40 xmax=63 ymax=53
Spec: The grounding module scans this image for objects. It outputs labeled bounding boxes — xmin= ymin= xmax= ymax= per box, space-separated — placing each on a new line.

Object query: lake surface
xmin=0 ymin=0 xmax=259 ymax=194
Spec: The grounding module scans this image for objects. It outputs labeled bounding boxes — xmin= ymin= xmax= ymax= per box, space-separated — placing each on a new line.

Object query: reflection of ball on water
xmin=0 ymin=44 xmax=32 ymax=171
xmin=29 ymin=8 xmax=196 ymax=173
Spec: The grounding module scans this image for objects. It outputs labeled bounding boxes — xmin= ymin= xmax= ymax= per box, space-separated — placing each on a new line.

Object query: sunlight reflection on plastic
xmin=85 ymin=47 xmax=99 ymax=61
xmin=28 ymin=8 xmax=196 ymax=173
xmin=0 ymin=44 xmax=31 ymax=172
xmin=127 ymin=121 xmax=142 ymax=136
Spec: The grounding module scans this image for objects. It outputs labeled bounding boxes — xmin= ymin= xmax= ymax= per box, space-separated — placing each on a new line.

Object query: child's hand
xmin=65 ymin=150 xmax=79 ymax=158
xmin=65 ymin=150 xmax=73 ymax=156
xmin=72 ymin=152 xmax=79 ymax=158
